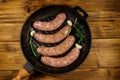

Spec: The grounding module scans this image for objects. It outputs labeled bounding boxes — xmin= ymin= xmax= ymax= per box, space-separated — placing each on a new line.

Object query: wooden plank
xmin=108 ymin=68 xmax=120 ymax=80
xmin=0 ymin=0 xmax=119 ymax=41
xmin=0 ymin=52 xmax=25 ymax=70
xmin=35 ymin=0 xmax=120 ymax=12
xmin=95 ymin=39 xmax=120 ymax=67
xmin=0 ymin=68 xmax=111 ymax=80
xmin=0 ymin=1 xmax=28 ymax=22
xmin=88 ymin=11 xmax=120 ymax=21
xmin=0 ymin=70 xmax=18 ymax=80
xmin=1 ymin=0 xmax=119 ymax=18
xmin=2 ymin=68 xmax=120 ymax=80
xmin=0 ymin=42 xmax=25 ymax=70
xmin=89 ymin=20 xmax=120 ymax=39
xmin=0 ymin=41 xmax=20 ymax=52
xmin=30 ymin=68 xmax=110 ymax=80
xmin=0 ymin=24 xmax=22 ymax=41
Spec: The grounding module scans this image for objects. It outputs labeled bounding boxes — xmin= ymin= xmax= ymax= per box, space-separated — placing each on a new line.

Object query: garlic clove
xmin=75 ymin=43 xmax=82 ymax=49
xmin=67 ymin=20 xmax=72 ymax=26
xmin=30 ymin=30 xmax=36 ymax=37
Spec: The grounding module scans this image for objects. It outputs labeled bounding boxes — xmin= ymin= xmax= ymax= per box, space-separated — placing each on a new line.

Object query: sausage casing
xmin=41 ymin=47 xmax=80 ymax=67
xmin=37 ymin=36 xmax=75 ymax=56
xmin=33 ymin=13 xmax=66 ymax=31
xmin=34 ymin=25 xmax=71 ymax=43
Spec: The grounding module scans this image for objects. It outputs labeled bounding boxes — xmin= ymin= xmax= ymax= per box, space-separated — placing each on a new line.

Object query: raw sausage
xmin=37 ymin=36 xmax=75 ymax=56
xmin=41 ymin=47 xmax=80 ymax=67
xmin=34 ymin=25 xmax=71 ymax=43
xmin=33 ymin=13 xmax=66 ymax=31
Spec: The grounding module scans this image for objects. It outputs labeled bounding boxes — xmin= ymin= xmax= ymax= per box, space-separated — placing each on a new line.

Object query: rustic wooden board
xmin=0 ymin=68 xmax=110 ymax=80
xmin=0 ymin=68 xmax=119 ymax=80
xmin=0 ymin=70 xmax=18 ymax=80
xmin=0 ymin=0 xmax=120 ymax=41
xmin=89 ymin=20 xmax=120 ymax=39
xmin=108 ymin=68 xmax=120 ymax=80
xmin=95 ymin=39 xmax=120 ymax=67
xmin=30 ymin=68 xmax=110 ymax=80
xmin=0 ymin=0 xmax=120 ymax=80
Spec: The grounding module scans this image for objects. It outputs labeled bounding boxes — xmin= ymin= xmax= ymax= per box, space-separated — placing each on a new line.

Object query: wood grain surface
xmin=0 ymin=0 xmax=120 ymax=80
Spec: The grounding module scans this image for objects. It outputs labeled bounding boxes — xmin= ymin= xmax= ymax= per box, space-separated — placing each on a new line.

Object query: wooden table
xmin=0 ymin=0 xmax=120 ymax=80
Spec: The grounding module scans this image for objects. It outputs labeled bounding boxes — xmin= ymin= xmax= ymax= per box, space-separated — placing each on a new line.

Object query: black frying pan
xmin=20 ymin=5 xmax=91 ymax=75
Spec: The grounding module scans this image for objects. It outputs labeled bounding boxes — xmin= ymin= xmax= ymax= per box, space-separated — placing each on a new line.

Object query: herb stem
xmin=72 ymin=18 xmax=85 ymax=44
xmin=29 ymin=37 xmax=40 ymax=57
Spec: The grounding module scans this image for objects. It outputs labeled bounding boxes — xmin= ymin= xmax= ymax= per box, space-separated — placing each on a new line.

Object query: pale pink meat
xmin=34 ymin=25 xmax=71 ymax=43
xmin=33 ymin=13 xmax=66 ymax=31
xmin=37 ymin=36 xmax=75 ymax=56
xmin=41 ymin=47 xmax=80 ymax=67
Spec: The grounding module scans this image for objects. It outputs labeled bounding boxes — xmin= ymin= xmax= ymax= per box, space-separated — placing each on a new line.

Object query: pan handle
xmin=23 ymin=61 xmax=34 ymax=73
xmin=12 ymin=62 xmax=34 ymax=80
xmin=73 ymin=6 xmax=88 ymax=19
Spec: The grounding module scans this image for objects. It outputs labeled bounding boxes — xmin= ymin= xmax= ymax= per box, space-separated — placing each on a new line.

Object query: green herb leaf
xmin=29 ymin=37 xmax=40 ymax=57
xmin=72 ymin=18 xmax=85 ymax=44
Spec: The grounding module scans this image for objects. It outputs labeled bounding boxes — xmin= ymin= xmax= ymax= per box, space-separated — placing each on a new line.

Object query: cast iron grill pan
xmin=21 ymin=5 xmax=91 ymax=74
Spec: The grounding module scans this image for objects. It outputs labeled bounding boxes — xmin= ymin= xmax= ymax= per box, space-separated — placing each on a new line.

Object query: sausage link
xmin=34 ymin=25 xmax=71 ymax=43
xmin=37 ymin=36 xmax=75 ymax=56
xmin=33 ymin=13 xmax=66 ymax=31
xmin=41 ymin=47 xmax=80 ymax=67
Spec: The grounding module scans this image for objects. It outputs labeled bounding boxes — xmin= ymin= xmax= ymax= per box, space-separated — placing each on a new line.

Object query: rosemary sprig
xmin=29 ymin=37 xmax=40 ymax=57
xmin=72 ymin=18 xmax=85 ymax=44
